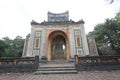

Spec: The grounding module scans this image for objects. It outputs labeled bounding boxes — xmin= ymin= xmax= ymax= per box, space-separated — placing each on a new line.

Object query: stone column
xmin=40 ymin=29 xmax=46 ymax=59
xmin=81 ymin=25 xmax=89 ymax=56
xmin=22 ymin=34 xmax=30 ymax=57
xmin=88 ymin=33 xmax=98 ymax=56
xmin=69 ymin=28 xmax=76 ymax=58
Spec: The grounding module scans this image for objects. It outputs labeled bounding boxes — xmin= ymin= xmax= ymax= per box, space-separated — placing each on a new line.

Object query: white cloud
xmin=0 ymin=0 xmax=120 ymax=39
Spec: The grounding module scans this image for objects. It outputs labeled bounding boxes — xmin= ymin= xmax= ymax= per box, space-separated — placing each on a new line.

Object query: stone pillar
xmin=22 ymin=34 xmax=30 ymax=57
xmin=74 ymin=55 xmax=78 ymax=63
xmin=69 ymin=28 xmax=76 ymax=59
xmin=40 ymin=29 xmax=46 ymax=59
xmin=80 ymin=24 xmax=89 ymax=56
xmin=27 ymin=27 xmax=35 ymax=57
xmin=88 ymin=32 xmax=98 ymax=56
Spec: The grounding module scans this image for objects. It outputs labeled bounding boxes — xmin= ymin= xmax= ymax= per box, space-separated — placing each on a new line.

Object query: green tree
xmin=3 ymin=37 xmax=13 ymax=57
xmin=93 ymin=18 xmax=120 ymax=55
xmin=2 ymin=36 xmax=24 ymax=57
xmin=12 ymin=36 xmax=24 ymax=57
xmin=115 ymin=11 xmax=120 ymax=23
xmin=0 ymin=40 xmax=8 ymax=57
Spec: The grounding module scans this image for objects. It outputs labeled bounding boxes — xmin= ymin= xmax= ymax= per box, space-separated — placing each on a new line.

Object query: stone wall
xmin=0 ymin=56 xmax=39 ymax=73
xmin=76 ymin=56 xmax=120 ymax=71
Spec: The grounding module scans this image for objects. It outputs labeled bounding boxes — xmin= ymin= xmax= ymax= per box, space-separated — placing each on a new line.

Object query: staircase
xmin=34 ymin=60 xmax=77 ymax=74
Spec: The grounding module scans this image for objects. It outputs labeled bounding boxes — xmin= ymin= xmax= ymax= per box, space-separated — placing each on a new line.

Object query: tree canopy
xmin=0 ymin=36 xmax=24 ymax=57
xmin=0 ymin=40 xmax=8 ymax=57
xmin=93 ymin=11 xmax=120 ymax=55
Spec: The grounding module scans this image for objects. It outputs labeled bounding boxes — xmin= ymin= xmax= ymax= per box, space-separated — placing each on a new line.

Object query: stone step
xmin=39 ymin=63 xmax=75 ymax=68
xmin=34 ymin=61 xmax=77 ymax=74
xmin=34 ymin=70 xmax=78 ymax=74
xmin=40 ymin=59 xmax=75 ymax=64
xmin=34 ymin=66 xmax=77 ymax=74
xmin=37 ymin=67 xmax=76 ymax=71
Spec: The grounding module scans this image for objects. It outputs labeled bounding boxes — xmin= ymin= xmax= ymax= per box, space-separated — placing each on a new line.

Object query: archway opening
xmin=52 ymin=35 xmax=66 ymax=60
xmin=48 ymin=31 xmax=68 ymax=60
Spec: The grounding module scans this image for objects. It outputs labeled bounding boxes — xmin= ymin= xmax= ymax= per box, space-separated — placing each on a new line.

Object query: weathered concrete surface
xmin=0 ymin=70 xmax=120 ymax=80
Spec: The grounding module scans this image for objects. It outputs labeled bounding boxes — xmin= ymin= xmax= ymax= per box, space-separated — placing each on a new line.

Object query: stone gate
xmin=22 ymin=11 xmax=97 ymax=61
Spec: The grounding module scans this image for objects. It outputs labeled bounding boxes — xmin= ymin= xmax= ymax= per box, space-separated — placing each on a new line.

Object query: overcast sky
xmin=0 ymin=0 xmax=120 ymax=39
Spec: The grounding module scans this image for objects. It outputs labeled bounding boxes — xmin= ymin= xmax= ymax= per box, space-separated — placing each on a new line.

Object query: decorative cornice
xmin=31 ymin=20 xmax=85 ymax=25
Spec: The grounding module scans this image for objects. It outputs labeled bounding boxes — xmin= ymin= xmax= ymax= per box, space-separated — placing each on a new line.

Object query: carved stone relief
xmin=74 ymin=30 xmax=83 ymax=56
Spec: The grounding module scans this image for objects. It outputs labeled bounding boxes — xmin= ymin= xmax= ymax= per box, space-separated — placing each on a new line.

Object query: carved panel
xmin=74 ymin=30 xmax=81 ymax=35
xmin=48 ymin=11 xmax=69 ymax=22
xmin=76 ymin=49 xmax=83 ymax=56
xmin=35 ymin=31 xmax=41 ymax=37
xmin=75 ymin=37 xmax=81 ymax=47
xmin=32 ymin=50 xmax=39 ymax=56
xmin=33 ymin=31 xmax=41 ymax=49
xmin=34 ymin=38 xmax=40 ymax=49
xmin=74 ymin=29 xmax=84 ymax=56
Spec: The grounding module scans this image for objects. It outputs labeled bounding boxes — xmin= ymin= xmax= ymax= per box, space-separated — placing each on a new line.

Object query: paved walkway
xmin=0 ymin=70 xmax=120 ymax=80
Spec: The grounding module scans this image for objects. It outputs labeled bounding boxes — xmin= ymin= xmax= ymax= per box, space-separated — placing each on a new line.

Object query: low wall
xmin=75 ymin=55 xmax=120 ymax=71
xmin=0 ymin=56 xmax=39 ymax=73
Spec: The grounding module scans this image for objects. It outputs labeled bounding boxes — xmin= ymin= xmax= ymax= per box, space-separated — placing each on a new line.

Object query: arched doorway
xmin=48 ymin=31 xmax=69 ymax=60
xmin=52 ymin=35 xmax=66 ymax=59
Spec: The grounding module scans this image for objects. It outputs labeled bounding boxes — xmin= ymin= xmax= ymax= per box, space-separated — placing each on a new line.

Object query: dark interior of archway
xmin=52 ymin=35 xmax=66 ymax=59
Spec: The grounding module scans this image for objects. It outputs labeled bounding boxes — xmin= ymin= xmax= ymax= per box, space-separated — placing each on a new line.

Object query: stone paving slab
xmin=0 ymin=70 xmax=120 ymax=80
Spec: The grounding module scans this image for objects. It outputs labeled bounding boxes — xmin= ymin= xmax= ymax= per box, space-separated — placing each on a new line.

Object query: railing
xmin=75 ymin=55 xmax=120 ymax=71
xmin=77 ymin=55 xmax=120 ymax=64
xmin=0 ymin=56 xmax=39 ymax=72
xmin=0 ymin=57 xmax=37 ymax=65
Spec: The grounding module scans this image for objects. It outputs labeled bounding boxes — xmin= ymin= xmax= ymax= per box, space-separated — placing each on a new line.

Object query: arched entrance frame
xmin=46 ymin=30 xmax=70 ymax=61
